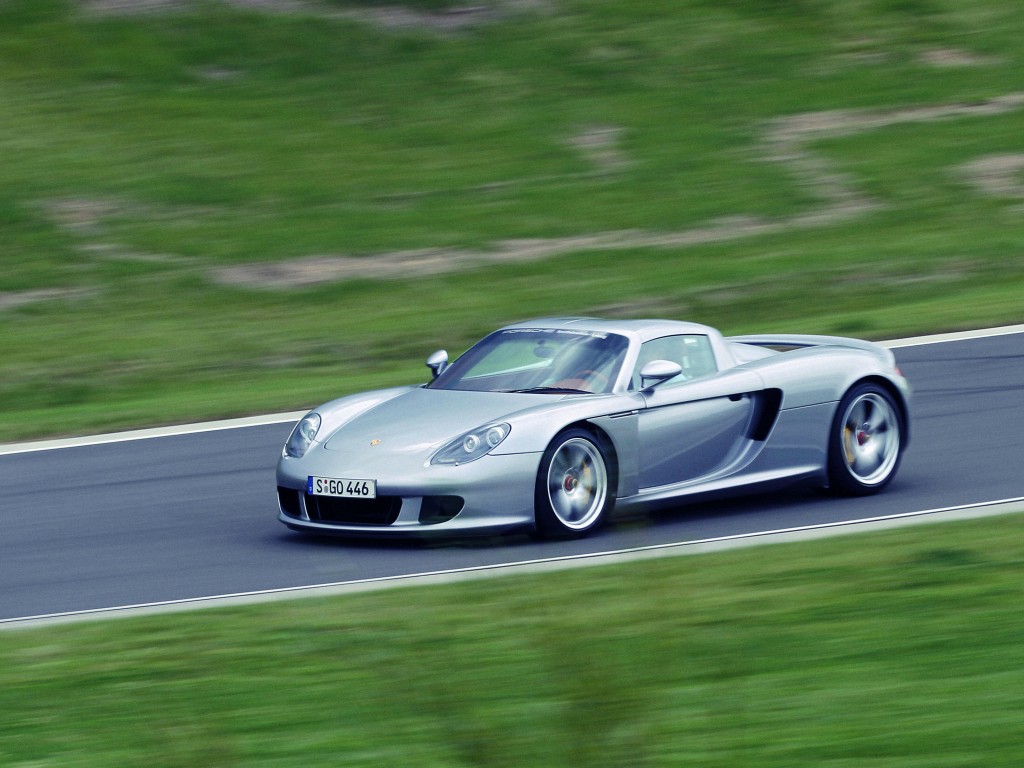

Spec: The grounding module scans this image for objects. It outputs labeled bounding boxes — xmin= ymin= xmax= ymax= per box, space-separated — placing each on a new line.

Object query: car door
xmin=634 ymin=335 xmax=765 ymax=490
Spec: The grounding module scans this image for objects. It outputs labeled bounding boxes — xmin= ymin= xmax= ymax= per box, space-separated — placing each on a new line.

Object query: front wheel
xmin=534 ymin=429 xmax=614 ymax=538
xmin=827 ymin=383 xmax=904 ymax=495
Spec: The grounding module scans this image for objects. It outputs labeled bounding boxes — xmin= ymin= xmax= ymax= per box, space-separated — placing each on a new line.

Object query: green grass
xmin=3 ymin=6 xmax=1021 ymax=764
xmin=1 ymin=0 xmax=1023 ymax=441
xmin=2 ymin=513 xmax=1022 ymax=766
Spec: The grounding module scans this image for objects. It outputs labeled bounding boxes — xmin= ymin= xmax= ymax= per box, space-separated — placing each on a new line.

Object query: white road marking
xmin=2 ymin=496 xmax=1021 ymax=630
xmin=881 ymin=323 xmax=1024 ymax=348
xmin=0 ymin=410 xmax=308 ymax=456
xmin=1 ymin=323 xmax=1022 ymax=457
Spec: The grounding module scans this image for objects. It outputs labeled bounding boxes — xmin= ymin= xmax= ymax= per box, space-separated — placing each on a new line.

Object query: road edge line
xmin=3 ymin=496 xmax=1022 ymax=631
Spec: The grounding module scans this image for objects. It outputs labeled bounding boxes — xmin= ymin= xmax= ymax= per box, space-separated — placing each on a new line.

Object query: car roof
xmin=499 ymin=316 xmax=719 ymax=344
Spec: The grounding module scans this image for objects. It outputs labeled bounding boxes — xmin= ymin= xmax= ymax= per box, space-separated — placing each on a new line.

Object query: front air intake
xmin=419 ymin=496 xmax=465 ymax=525
xmin=306 ymin=495 xmax=402 ymax=526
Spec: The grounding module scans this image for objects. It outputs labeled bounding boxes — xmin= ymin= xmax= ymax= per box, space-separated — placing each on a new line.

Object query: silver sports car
xmin=277 ymin=317 xmax=909 ymax=538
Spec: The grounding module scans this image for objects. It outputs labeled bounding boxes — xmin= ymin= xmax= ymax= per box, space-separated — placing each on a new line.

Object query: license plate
xmin=307 ymin=476 xmax=377 ymax=499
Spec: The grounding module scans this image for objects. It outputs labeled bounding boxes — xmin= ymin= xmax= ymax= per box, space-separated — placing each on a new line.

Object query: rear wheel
xmin=534 ymin=429 xmax=614 ymax=538
xmin=827 ymin=383 xmax=903 ymax=495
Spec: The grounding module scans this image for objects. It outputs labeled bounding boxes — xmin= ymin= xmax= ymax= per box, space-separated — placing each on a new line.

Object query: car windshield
xmin=428 ymin=328 xmax=630 ymax=394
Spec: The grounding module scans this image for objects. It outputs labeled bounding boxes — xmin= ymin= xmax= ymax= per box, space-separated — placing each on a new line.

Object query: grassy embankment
xmin=3 ymin=4 xmax=1023 ymax=765
xmin=2 ymin=513 xmax=1023 ymax=766
xmin=1 ymin=0 xmax=1023 ymax=440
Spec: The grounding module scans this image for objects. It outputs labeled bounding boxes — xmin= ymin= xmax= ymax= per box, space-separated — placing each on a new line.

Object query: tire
xmin=827 ymin=383 xmax=904 ymax=495
xmin=534 ymin=429 xmax=614 ymax=538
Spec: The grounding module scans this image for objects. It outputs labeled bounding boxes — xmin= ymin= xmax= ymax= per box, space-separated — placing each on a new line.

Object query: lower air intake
xmin=306 ymin=495 xmax=402 ymax=526
xmin=419 ymin=496 xmax=465 ymax=525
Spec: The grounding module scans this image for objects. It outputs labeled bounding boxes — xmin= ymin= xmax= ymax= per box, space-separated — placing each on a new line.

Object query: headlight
xmin=431 ymin=423 xmax=511 ymax=466
xmin=284 ymin=413 xmax=321 ymax=458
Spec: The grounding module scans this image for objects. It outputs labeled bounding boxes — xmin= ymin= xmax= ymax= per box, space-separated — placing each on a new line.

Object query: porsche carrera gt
xmin=277 ymin=317 xmax=909 ymax=538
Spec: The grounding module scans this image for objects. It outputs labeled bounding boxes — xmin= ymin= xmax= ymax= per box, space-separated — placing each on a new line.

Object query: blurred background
xmin=3 ymin=5 xmax=1023 ymax=767
xmin=2 ymin=0 xmax=1022 ymax=440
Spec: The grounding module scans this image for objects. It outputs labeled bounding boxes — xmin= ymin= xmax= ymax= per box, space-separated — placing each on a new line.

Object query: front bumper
xmin=276 ymin=449 xmax=541 ymax=536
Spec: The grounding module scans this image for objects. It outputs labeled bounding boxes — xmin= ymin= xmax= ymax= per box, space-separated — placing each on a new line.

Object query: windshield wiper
xmin=504 ymin=386 xmax=591 ymax=394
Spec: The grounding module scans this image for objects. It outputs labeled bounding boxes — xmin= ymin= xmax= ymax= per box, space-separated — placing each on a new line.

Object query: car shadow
xmin=273 ymin=484 xmax=844 ymax=552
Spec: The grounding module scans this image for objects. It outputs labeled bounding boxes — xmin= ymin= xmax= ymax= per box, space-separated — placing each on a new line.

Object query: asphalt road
xmin=2 ymin=331 xmax=1022 ymax=622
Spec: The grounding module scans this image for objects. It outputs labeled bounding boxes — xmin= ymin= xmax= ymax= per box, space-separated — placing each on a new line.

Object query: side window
xmin=631 ymin=335 xmax=716 ymax=389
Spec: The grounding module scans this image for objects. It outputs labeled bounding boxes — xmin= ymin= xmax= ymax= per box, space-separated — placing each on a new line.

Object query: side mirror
xmin=426 ymin=349 xmax=449 ymax=379
xmin=640 ymin=359 xmax=682 ymax=390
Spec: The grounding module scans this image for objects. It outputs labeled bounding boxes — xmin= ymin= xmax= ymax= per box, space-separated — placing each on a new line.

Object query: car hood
xmin=322 ymin=387 xmax=545 ymax=456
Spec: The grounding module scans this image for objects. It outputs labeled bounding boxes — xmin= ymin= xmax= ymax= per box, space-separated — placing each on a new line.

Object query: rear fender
xmin=741 ymin=347 xmax=902 ymax=409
